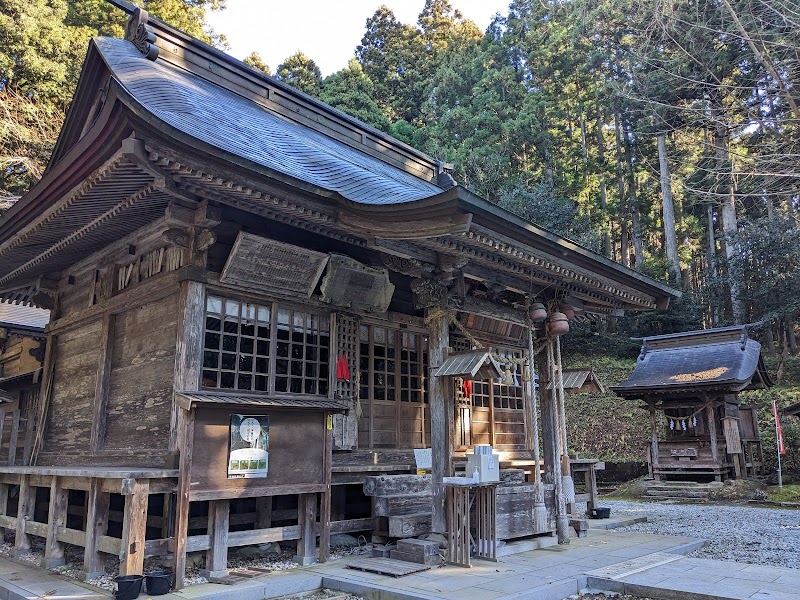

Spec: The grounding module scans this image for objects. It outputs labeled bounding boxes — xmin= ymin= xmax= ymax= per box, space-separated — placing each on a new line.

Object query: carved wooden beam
xmin=455 ymin=297 xmax=527 ymax=326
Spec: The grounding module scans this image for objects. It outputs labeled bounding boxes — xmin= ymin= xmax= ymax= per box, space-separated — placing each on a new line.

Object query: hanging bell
xmin=547 ymin=312 xmax=569 ymax=336
xmin=559 ymin=302 xmax=576 ymax=321
xmin=528 ymin=302 xmax=547 ymax=323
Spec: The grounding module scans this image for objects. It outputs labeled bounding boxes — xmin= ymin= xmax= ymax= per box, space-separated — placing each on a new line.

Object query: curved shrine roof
xmin=96 ymin=38 xmax=442 ymax=207
xmin=611 ymin=326 xmax=773 ymax=398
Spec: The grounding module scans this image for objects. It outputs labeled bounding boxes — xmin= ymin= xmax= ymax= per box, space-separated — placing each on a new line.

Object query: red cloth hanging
xmin=336 ymin=355 xmax=351 ymax=381
xmin=462 ymin=379 xmax=472 ymax=399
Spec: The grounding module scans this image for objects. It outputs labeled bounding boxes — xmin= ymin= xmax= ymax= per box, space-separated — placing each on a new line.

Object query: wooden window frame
xmin=202 ymin=294 xmax=330 ymax=397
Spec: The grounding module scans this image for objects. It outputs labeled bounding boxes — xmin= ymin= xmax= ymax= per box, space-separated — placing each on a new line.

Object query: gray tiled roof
xmin=96 ymin=38 xmax=443 ymax=206
xmin=0 ymin=301 xmax=49 ymax=330
xmin=176 ymin=391 xmax=348 ymax=411
xmin=611 ymin=328 xmax=772 ymax=397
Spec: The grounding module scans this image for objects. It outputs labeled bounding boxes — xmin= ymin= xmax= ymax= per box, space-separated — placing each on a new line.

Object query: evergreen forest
xmin=2 ymin=0 xmax=799 ymax=361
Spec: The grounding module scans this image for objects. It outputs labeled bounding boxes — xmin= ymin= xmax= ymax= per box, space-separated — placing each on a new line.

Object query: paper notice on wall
xmin=228 ymin=414 xmax=269 ymax=479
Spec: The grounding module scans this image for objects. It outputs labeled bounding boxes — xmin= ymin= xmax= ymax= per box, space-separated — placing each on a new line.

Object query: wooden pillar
xmin=202 ymin=499 xmax=230 ymax=579
xmin=119 ymin=479 xmax=149 ymax=576
xmin=427 ymin=309 xmax=450 ymax=534
xmin=173 ymin=408 xmax=195 ymax=590
xmin=649 ymin=403 xmax=660 ymax=482
xmin=540 ymin=338 xmax=568 ymax=543
xmin=83 ymin=478 xmax=110 ymax=580
xmin=171 ymin=279 xmax=205 ymax=453
xmin=707 ymin=403 xmax=719 ymax=465
xmin=294 ymin=493 xmax=318 ymax=566
xmin=0 ymin=483 xmax=9 ymax=537
xmin=319 ymin=412 xmax=333 ymax=563
xmin=172 ymin=277 xmax=204 ymax=589
xmin=14 ymin=474 xmax=35 ymax=556
xmin=255 ymin=496 xmax=272 ymax=529
xmin=42 ymin=476 xmax=69 ymax=568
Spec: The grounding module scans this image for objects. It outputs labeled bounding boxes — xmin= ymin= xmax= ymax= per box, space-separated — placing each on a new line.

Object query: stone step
xmin=645 ymin=489 xmax=709 ymax=499
xmin=388 ymin=512 xmax=432 ymax=538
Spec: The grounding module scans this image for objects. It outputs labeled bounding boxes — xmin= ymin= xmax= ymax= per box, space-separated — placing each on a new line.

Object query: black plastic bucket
xmin=114 ymin=575 xmax=143 ymax=600
xmin=145 ymin=570 xmax=173 ymax=595
xmin=590 ymin=507 xmax=611 ymax=519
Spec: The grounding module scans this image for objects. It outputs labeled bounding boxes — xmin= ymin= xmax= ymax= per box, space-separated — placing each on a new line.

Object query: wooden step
xmin=645 ymin=489 xmax=709 ymax=499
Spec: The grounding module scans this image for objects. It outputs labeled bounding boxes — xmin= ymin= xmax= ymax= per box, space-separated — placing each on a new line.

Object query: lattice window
xmin=471 ymin=381 xmax=491 ymax=408
xmin=275 ymin=308 xmax=329 ymax=395
xmin=202 ymin=295 xmax=329 ymax=395
xmin=400 ymin=332 xmax=424 ymax=403
xmin=493 ymin=348 xmax=524 ymax=410
xmin=359 ymin=324 xmax=426 ymax=404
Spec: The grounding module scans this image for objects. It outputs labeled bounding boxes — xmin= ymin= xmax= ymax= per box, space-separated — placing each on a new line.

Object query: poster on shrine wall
xmin=228 ymin=414 xmax=270 ymax=479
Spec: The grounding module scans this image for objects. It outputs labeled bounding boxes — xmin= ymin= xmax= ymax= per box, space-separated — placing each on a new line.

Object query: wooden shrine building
xmin=0 ymin=3 xmax=678 ymax=587
xmin=612 ymin=326 xmax=773 ymax=482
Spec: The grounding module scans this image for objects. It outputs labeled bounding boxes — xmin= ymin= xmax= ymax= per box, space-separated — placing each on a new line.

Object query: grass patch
xmin=766 ymin=483 xmax=800 ymax=503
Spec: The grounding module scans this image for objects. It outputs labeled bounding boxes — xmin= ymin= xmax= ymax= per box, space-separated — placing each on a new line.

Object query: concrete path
xmin=0 ymin=529 xmax=796 ymax=600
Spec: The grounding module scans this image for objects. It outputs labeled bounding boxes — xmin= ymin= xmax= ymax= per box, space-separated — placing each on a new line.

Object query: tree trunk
xmin=706 ymin=203 xmax=720 ymax=327
xmin=713 ymin=105 xmax=746 ymax=324
xmin=622 ymin=119 xmax=643 ymax=267
xmin=596 ymin=111 xmax=612 ymax=258
xmin=614 ymin=115 xmax=629 ymax=267
xmin=764 ymin=324 xmax=776 ymax=357
xmin=658 ymin=134 xmax=680 ymax=286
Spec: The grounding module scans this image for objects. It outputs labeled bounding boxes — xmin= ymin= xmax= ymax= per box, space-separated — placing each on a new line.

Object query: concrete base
xmin=495 ymin=533 xmax=558 ymax=556
xmin=293 ymin=554 xmax=317 ymax=566
xmin=81 ymin=570 xmax=106 ymax=582
xmin=588 ymin=514 xmax=647 ymax=530
xmin=200 ymin=567 xmax=229 ymax=579
xmin=40 ymin=557 xmax=66 ymax=569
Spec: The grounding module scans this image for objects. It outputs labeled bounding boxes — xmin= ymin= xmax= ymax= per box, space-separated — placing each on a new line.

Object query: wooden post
xmin=540 ymin=338 xmax=568 ymax=543
xmin=119 ymin=479 xmax=149 ymax=577
xmin=255 ymin=496 xmax=272 ymax=529
xmin=42 ymin=476 xmax=69 ymax=568
xmin=8 ymin=410 xmax=21 ymax=466
xmin=649 ymin=403 xmax=660 ymax=482
xmin=172 ymin=277 xmax=204 ymax=589
xmin=171 ymin=279 xmax=205 ymax=452
xmin=294 ymin=493 xmax=318 ymax=566
xmin=584 ymin=464 xmax=598 ymax=513
xmin=202 ymin=499 xmax=230 ymax=578
xmin=173 ymin=408 xmax=195 ymax=590
xmin=707 ymin=403 xmax=720 ymax=477
xmin=83 ymin=478 xmax=110 ymax=580
xmin=0 ymin=482 xmax=8 ymax=537
xmin=319 ymin=413 xmax=333 ymax=563
xmin=427 ymin=309 xmax=450 ymax=534
xmin=14 ymin=474 xmax=35 ymax=556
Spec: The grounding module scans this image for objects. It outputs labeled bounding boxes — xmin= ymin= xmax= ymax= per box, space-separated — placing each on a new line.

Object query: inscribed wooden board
xmin=220 ymin=232 xmax=329 ymax=297
xmin=722 ymin=417 xmax=742 ymax=454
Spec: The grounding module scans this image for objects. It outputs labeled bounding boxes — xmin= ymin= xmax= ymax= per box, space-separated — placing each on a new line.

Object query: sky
xmin=205 ymin=0 xmax=512 ymax=77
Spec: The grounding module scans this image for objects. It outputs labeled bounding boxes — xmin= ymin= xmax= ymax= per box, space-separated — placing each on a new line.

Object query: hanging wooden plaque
xmin=220 ymin=232 xmax=329 ymax=297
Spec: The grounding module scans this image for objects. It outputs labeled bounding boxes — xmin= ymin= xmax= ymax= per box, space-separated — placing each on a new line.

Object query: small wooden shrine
xmin=0 ymin=1 xmax=678 ymax=588
xmin=0 ymin=301 xmax=49 ymax=464
xmin=612 ymin=326 xmax=773 ymax=482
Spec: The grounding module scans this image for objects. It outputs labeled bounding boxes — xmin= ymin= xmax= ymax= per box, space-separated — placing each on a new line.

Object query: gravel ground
xmin=597 ymin=499 xmax=800 ymax=569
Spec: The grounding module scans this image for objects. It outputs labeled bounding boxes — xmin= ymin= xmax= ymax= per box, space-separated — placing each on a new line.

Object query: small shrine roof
xmin=176 ymin=391 xmax=349 ymax=411
xmin=611 ymin=326 xmax=773 ymax=398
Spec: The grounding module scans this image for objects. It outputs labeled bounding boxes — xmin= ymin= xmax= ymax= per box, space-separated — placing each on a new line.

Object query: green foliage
xmin=767 ymin=483 xmax=800 ymax=502
xmin=320 ymin=59 xmax=389 ymax=132
xmin=276 ymin=51 xmax=322 ymax=97
xmin=0 ymin=0 xmax=224 ymax=200
xmin=243 ymin=51 xmax=270 ymax=75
